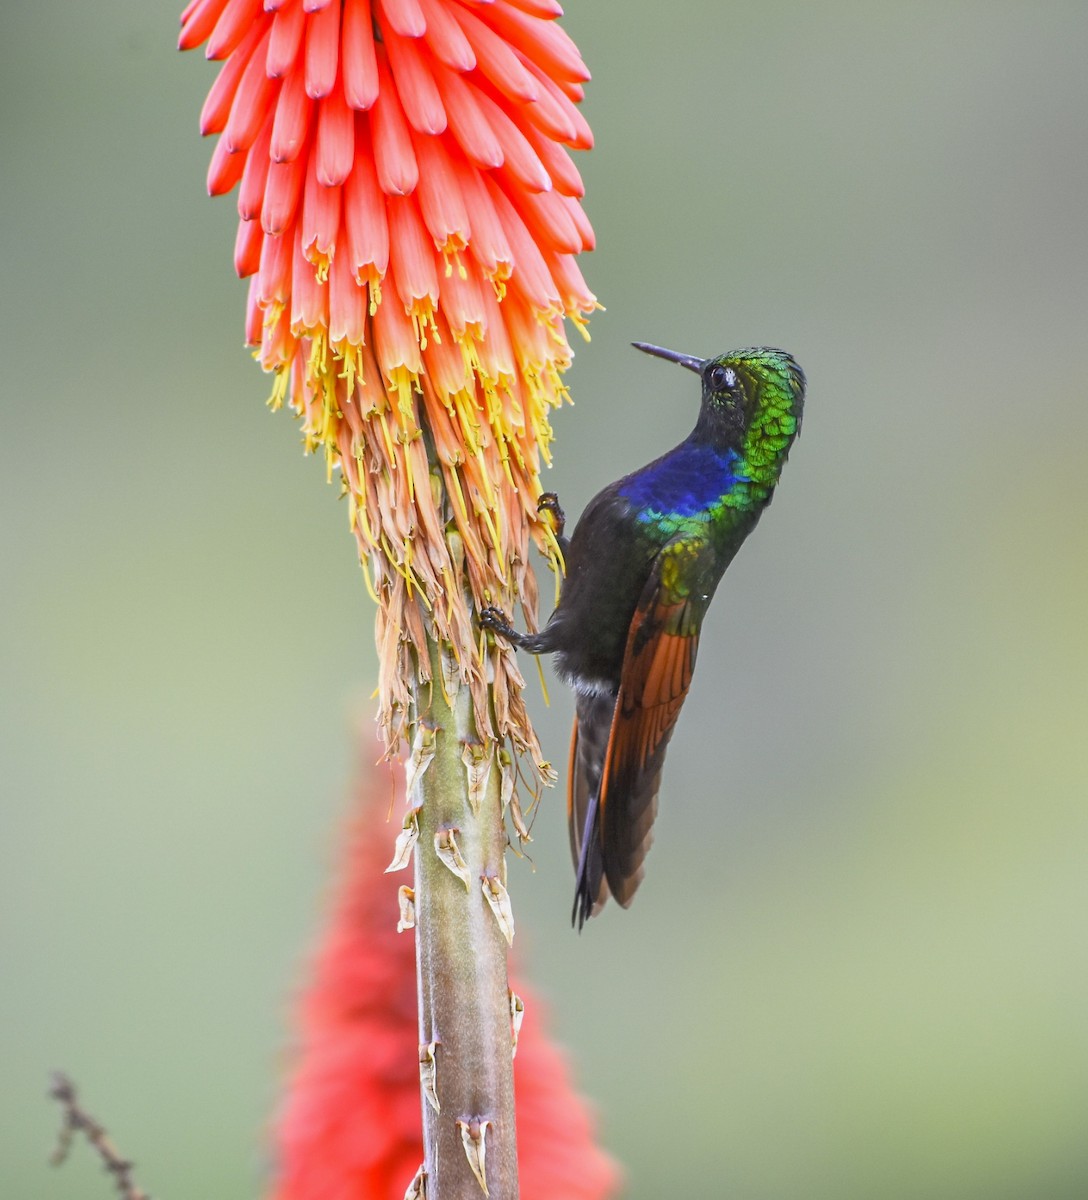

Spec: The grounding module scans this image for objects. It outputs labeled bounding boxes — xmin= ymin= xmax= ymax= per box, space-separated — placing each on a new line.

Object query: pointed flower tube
xmin=181 ymin=0 xmax=596 ymax=768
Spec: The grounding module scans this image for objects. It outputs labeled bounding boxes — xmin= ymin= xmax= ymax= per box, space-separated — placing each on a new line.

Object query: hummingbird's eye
xmin=707 ymin=364 xmax=736 ymax=393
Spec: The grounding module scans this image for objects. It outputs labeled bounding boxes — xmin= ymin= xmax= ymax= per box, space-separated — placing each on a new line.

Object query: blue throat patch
xmin=618 ymin=444 xmax=743 ymax=519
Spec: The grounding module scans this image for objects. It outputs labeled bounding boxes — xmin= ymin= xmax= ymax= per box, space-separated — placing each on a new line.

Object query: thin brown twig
xmin=48 ymin=1072 xmax=150 ymax=1200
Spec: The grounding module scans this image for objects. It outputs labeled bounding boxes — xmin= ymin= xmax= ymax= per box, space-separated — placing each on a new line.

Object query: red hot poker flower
xmin=180 ymin=1 xmax=597 ymax=770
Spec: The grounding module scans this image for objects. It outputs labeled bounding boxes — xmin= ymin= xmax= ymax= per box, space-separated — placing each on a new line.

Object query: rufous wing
xmin=597 ymin=537 xmax=710 ymax=907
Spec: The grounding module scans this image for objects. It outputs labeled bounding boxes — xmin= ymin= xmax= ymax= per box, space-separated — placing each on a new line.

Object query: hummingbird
xmin=481 ymin=342 xmax=805 ymax=928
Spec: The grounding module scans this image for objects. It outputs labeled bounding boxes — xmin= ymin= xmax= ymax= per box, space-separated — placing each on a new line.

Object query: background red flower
xmin=268 ymin=743 xmax=622 ymax=1200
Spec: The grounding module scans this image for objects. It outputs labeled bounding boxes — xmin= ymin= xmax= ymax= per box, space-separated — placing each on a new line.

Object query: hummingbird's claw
xmin=479 ymin=605 xmax=517 ymax=642
xmin=536 ymin=491 xmax=568 ymax=556
xmin=537 ymin=491 xmax=566 ymax=532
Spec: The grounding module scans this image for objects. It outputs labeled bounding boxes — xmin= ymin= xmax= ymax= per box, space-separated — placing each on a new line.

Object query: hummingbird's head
xmin=633 ymin=342 xmax=806 ymax=455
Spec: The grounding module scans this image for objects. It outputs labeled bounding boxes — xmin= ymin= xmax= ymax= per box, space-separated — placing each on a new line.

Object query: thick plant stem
xmin=413 ymin=638 xmax=518 ymax=1200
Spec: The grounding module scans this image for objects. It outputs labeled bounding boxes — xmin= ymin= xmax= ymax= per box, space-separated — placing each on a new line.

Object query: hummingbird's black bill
xmin=631 ymin=341 xmax=704 ymax=373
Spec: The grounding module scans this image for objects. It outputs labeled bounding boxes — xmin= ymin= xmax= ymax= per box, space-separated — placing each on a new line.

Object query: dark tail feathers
xmin=571 ymin=795 xmax=604 ymax=931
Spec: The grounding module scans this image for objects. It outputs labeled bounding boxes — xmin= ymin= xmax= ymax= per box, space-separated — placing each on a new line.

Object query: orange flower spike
xmin=183 ymin=0 xmax=598 ymax=888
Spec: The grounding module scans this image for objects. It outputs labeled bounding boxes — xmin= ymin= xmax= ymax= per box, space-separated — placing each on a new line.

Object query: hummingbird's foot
xmin=480 ymin=605 xmax=555 ymax=656
xmin=479 ymin=605 xmax=521 ymax=645
xmin=537 ymin=491 xmax=569 ymax=556
xmin=537 ymin=491 xmax=566 ymax=534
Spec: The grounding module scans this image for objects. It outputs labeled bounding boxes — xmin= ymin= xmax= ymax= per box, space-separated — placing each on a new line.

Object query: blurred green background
xmin=4 ymin=3 xmax=1088 ymax=1197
